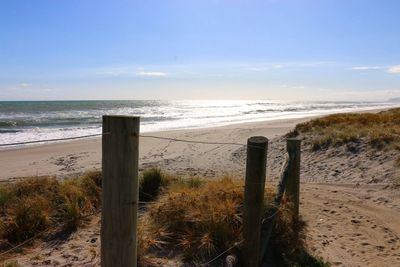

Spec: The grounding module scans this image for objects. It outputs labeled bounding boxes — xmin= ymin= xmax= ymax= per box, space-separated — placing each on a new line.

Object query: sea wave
xmin=0 ymin=100 xmax=397 ymax=147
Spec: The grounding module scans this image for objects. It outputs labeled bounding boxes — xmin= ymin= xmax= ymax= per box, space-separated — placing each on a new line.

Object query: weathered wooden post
xmin=243 ymin=136 xmax=268 ymax=267
xmin=285 ymin=138 xmax=301 ymax=221
xmin=101 ymin=116 xmax=140 ymax=267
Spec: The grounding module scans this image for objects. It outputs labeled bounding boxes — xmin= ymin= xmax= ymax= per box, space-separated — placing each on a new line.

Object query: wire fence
xmin=0 ymin=200 xmax=248 ymax=267
xmin=0 ymin=128 xmax=299 ymax=266
xmin=0 ymin=133 xmax=104 ymax=147
xmin=0 ymin=132 xmax=267 ymax=149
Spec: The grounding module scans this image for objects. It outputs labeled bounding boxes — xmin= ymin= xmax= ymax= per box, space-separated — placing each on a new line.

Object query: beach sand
xmin=0 ymin=116 xmax=309 ymax=181
xmin=1 ymin=111 xmax=399 ymax=266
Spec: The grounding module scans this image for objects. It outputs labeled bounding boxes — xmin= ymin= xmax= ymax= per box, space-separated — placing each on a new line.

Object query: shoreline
xmin=0 ymin=104 xmax=397 ymax=150
xmin=0 ymin=107 xmax=395 ymax=181
xmin=0 ymin=115 xmax=311 ymax=181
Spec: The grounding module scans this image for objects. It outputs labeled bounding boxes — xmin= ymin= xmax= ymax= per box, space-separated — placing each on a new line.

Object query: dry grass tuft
xmin=1 ymin=170 xmax=327 ymax=266
xmin=145 ymin=178 xmax=244 ymax=260
xmin=137 ymin=177 xmax=313 ymax=265
xmin=0 ymin=171 xmax=102 ymax=246
xmin=294 ymin=108 xmax=400 ymax=151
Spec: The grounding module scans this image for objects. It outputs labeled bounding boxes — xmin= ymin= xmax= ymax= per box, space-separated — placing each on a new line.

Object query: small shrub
xmin=139 ymin=168 xmax=169 ymax=201
xmin=5 ymin=195 xmax=51 ymax=243
xmin=138 ymin=177 xmax=306 ymax=264
xmin=142 ymin=178 xmax=244 ymax=260
xmin=0 ymin=172 xmax=102 ymax=246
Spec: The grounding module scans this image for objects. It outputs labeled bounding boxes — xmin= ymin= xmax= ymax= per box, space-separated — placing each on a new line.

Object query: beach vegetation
xmin=0 ymin=170 xmax=328 ymax=266
xmin=0 ymin=172 xmax=102 ymax=245
xmin=138 ymin=176 xmax=326 ymax=266
xmin=293 ymin=108 xmax=400 ymax=151
xmin=139 ymin=168 xmax=171 ymax=201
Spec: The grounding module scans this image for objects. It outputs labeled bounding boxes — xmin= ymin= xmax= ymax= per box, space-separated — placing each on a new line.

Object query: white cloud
xmin=351 ymin=66 xmax=384 ymax=70
xmin=20 ymin=82 xmax=30 ymax=87
xmin=135 ymin=71 xmax=167 ymax=77
xmin=247 ymin=67 xmax=265 ymax=71
xmin=247 ymin=64 xmax=283 ymax=71
xmin=388 ymin=65 xmax=400 ymax=74
xmin=280 ymin=84 xmax=305 ymax=89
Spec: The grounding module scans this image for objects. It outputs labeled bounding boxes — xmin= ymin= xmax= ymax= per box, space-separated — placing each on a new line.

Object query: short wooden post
xmin=243 ymin=136 xmax=268 ymax=267
xmin=285 ymin=138 xmax=301 ymax=221
xmin=101 ymin=116 xmax=140 ymax=267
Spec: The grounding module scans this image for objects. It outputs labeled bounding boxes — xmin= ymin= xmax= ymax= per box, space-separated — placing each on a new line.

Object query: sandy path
xmin=301 ymin=184 xmax=400 ymax=267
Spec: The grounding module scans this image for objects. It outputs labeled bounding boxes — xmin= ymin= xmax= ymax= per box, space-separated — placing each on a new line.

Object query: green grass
xmin=292 ymin=108 xmax=400 ymax=151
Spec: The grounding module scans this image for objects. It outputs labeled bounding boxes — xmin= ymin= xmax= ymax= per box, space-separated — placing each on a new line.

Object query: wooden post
xmin=101 ymin=116 xmax=140 ymax=267
xmin=285 ymin=138 xmax=301 ymax=221
xmin=243 ymin=136 xmax=268 ymax=267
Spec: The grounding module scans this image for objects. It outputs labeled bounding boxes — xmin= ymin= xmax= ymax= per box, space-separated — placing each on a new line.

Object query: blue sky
xmin=1 ymin=0 xmax=400 ymax=101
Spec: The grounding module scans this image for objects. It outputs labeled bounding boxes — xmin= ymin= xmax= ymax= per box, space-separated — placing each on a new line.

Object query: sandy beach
xmin=0 ymin=116 xmax=312 ymax=181
xmin=1 ymin=110 xmax=399 ymax=267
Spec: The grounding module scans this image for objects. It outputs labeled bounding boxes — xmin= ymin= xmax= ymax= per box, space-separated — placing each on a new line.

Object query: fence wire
xmin=0 ymin=132 xmax=267 ymax=149
xmin=0 ymin=133 xmax=104 ymax=147
xmin=0 ymin=130 xmax=292 ymax=265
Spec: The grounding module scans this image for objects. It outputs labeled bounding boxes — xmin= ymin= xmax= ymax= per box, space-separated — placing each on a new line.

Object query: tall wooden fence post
xmin=101 ymin=116 xmax=140 ymax=267
xmin=243 ymin=136 xmax=268 ymax=267
xmin=285 ymin=138 xmax=301 ymax=221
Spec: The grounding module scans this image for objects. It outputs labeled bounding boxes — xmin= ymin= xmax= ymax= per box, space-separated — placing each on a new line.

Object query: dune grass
xmin=138 ymin=174 xmax=327 ymax=266
xmin=139 ymin=168 xmax=174 ymax=201
xmin=291 ymin=108 xmax=400 ymax=151
xmin=1 ymin=169 xmax=328 ymax=266
xmin=0 ymin=171 xmax=101 ymax=245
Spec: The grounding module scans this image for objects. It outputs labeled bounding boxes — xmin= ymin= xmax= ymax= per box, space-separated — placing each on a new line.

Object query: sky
xmin=1 ymin=0 xmax=400 ymax=101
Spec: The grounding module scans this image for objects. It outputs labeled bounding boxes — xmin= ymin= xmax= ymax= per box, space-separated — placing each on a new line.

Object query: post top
xmin=247 ymin=136 xmax=268 ymax=144
xmin=103 ymin=115 xmax=140 ymax=119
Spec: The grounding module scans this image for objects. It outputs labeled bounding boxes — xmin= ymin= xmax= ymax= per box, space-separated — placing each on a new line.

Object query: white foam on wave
xmin=0 ymin=100 xmax=398 ymax=149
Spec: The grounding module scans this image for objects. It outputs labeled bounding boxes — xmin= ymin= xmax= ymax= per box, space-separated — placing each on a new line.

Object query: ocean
xmin=0 ymin=100 xmax=396 ymax=147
